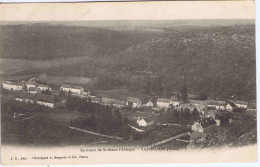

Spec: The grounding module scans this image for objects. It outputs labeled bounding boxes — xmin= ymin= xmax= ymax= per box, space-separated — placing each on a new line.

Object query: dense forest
xmin=0 ymin=21 xmax=256 ymax=101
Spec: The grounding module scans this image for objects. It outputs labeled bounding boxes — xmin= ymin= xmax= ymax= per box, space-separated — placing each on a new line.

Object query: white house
xmin=137 ymin=117 xmax=155 ymax=127
xmin=191 ymin=122 xmax=204 ymax=133
xmin=60 ymin=84 xmax=84 ymax=94
xmin=2 ymin=81 xmax=24 ymax=91
xmin=157 ymin=98 xmax=171 ymax=108
xmin=171 ymin=96 xmax=180 ymax=107
xmin=126 ymin=97 xmax=142 ymax=108
xmin=225 ymin=102 xmax=236 ymax=112
xmin=144 ymin=101 xmax=153 ymax=107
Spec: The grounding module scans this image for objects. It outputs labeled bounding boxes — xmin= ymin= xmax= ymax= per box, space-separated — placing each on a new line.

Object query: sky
xmin=0 ymin=1 xmax=255 ymax=21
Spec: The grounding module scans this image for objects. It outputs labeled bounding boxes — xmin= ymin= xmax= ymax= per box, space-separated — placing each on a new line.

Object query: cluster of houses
xmin=2 ymin=79 xmax=256 ymax=131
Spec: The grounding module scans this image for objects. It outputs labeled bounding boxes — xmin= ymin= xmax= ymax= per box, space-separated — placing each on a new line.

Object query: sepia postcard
xmin=0 ymin=1 xmax=257 ymax=165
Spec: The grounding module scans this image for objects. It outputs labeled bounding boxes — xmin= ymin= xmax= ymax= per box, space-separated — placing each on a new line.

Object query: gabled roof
xmin=227 ymin=102 xmax=237 ymax=108
xmin=143 ymin=116 xmax=156 ymax=123
xmin=189 ymin=99 xmax=207 ymax=105
xmin=3 ymin=81 xmax=23 ymax=86
xmin=61 ymin=84 xmax=83 ymax=89
xmin=206 ymin=99 xmax=226 ymax=106
xmin=170 ymin=96 xmax=179 ymax=101
xmin=14 ymin=92 xmax=60 ymax=103
xmin=248 ymin=102 xmax=256 ymax=109
xmin=37 ymin=84 xmax=50 ymax=88
xmin=205 ymin=106 xmax=217 ymax=110
xmin=157 ymin=98 xmax=171 ymax=103
xmin=28 ymin=87 xmax=40 ymax=91
xmin=127 ymin=97 xmax=141 ymax=103
xmin=234 ymin=100 xmax=248 ymax=105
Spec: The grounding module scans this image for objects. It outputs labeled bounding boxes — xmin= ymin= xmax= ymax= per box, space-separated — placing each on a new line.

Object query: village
xmin=1 ymin=77 xmax=257 ymax=147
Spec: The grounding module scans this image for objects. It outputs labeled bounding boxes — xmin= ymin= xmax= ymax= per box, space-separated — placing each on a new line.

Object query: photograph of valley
xmin=0 ymin=19 xmax=256 ymax=151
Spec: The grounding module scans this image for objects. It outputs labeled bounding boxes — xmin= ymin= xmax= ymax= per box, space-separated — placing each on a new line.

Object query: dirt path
xmin=69 ymin=126 xmax=123 ymax=140
xmin=147 ymin=132 xmax=188 ymax=148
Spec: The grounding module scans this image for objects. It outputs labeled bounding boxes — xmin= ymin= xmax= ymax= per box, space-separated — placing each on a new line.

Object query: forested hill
xmin=0 ymin=23 xmax=256 ymax=101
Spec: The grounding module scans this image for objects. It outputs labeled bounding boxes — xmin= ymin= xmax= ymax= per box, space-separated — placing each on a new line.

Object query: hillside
xmin=0 ymin=23 xmax=256 ymax=101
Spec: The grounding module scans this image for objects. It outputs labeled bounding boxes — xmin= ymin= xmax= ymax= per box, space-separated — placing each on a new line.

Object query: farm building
xmin=60 ymin=84 xmax=84 ymax=94
xmin=2 ymin=81 xmax=25 ymax=91
xmin=126 ymin=97 xmax=142 ymax=108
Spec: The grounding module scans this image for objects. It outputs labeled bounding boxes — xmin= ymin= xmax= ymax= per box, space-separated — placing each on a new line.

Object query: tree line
xmin=159 ymin=107 xmax=199 ymax=124
xmin=68 ymin=96 xmax=131 ymax=139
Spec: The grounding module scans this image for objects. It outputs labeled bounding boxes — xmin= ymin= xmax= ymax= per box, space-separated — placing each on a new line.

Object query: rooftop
xmin=61 ymin=84 xmax=84 ymax=90
xmin=127 ymin=97 xmax=141 ymax=103
xmin=3 ymin=81 xmax=23 ymax=86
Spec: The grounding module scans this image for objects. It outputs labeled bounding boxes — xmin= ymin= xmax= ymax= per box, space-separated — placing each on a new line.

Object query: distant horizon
xmin=0 ymin=19 xmax=255 ymax=27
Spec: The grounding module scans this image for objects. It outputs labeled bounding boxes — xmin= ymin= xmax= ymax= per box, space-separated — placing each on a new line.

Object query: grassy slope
xmin=0 ymin=23 xmax=256 ymax=101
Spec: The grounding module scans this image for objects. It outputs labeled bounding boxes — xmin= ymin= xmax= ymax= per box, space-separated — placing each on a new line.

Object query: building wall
xmin=38 ymin=86 xmax=52 ymax=91
xmin=172 ymin=101 xmax=179 ymax=107
xmin=226 ymin=104 xmax=233 ymax=111
xmin=157 ymin=102 xmax=170 ymax=108
xmin=26 ymin=84 xmax=36 ymax=90
xmin=3 ymin=83 xmax=23 ymax=91
xmin=36 ymin=101 xmax=54 ymax=108
xmin=236 ymin=104 xmax=248 ymax=108
xmin=144 ymin=101 xmax=153 ymax=107
xmin=137 ymin=119 xmax=147 ymax=127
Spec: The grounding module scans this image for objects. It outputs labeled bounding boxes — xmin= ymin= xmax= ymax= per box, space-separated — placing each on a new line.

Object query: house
xmin=234 ymin=100 xmax=248 ymax=109
xmin=188 ymin=94 xmax=198 ymax=99
xmin=60 ymin=84 xmax=84 ymax=95
xmin=37 ymin=84 xmax=52 ymax=92
xmin=82 ymin=90 xmax=91 ymax=96
xmin=111 ymin=100 xmax=126 ymax=108
xmin=90 ymin=96 xmax=102 ymax=104
xmin=206 ymin=99 xmax=225 ymax=110
xmin=191 ymin=121 xmax=204 ymax=133
xmin=144 ymin=100 xmax=154 ymax=107
xmin=28 ymin=87 xmax=41 ymax=94
xmin=225 ymin=102 xmax=236 ymax=112
xmin=126 ymin=97 xmax=142 ymax=108
xmin=190 ymin=117 xmax=216 ymax=142
xmin=191 ymin=117 xmax=216 ymax=133
xmin=2 ymin=81 xmax=24 ymax=91
xmin=157 ymin=98 xmax=172 ymax=108
xmin=204 ymin=110 xmax=216 ymax=120
xmin=13 ymin=92 xmax=64 ymax=108
xmin=137 ymin=116 xmax=155 ymax=127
